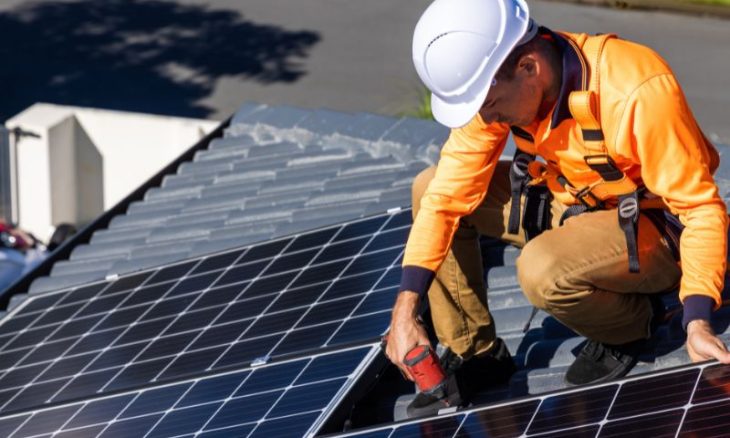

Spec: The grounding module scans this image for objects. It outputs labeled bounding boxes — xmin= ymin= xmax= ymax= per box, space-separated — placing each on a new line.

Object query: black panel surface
xmin=0 ymin=210 xmax=411 ymax=416
xmin=27 ymin=208 xmax=730 ymax=438
xmin=0 ymin=345 xmax=376 ymax=437
xmin=333 ymin=362 xmax=730 ymax=438
xmin=607 ymin=368 xmax=698 ymax=419
xmin=680 ymin=398 xmax=730 ymax=437
xmin=527 ymin=384 xmax=616 ymax=434
xmin=455 ymin=399 xmax=539 ymax=437
xmin=599 ymin=409 xmax=683 ymax=437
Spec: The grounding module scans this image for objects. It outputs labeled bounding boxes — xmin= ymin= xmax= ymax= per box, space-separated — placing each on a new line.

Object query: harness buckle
xmin=585 ymin=154 xmax=624 ymax=182
xmin=574 ymin=185 xmax=603 ymax=209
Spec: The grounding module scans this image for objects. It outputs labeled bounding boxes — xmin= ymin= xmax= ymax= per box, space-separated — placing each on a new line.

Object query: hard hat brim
xmin=430 ymin=73 xmax=493 ymax=129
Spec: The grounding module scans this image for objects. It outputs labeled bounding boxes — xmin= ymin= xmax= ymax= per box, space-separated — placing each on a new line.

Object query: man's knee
xmin=516 ymin=237 xmax=564 ymax=310
xmin=412 ymin=166 xmax=437 ymax=218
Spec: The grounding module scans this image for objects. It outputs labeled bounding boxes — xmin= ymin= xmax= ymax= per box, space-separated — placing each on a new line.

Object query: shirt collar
xmin=544 ymin=28 xmax=587 ymax=129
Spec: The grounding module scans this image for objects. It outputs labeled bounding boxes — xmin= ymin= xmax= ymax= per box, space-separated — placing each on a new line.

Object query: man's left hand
xmin=686 ymin=319 xmax=730 ymax=363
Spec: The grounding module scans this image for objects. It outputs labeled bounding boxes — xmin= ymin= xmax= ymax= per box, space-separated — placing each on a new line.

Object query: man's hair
xmin=495 ymin=34 xmax=555 ymax=81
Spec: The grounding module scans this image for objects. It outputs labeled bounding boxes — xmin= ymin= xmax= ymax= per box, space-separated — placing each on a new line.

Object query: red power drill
xmin=402 ymin=345 xmax=450 ymax=404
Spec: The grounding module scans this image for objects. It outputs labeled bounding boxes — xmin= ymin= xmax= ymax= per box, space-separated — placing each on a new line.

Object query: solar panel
xmin=0 ymin=344 xmax=379 ymax=438
xmin=331 ymin=360 xmax=730 ymax=437
xmin=0 ymin=209 xmax=411 ymax=417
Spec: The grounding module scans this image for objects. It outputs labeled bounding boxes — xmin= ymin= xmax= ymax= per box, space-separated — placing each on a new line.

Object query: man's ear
xmin=517 ymin=54 xmax=538 ymax=78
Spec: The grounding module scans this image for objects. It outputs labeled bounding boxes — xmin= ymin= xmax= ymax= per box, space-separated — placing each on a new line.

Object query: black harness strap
xmin=559 ymin=204 xmax=590 ymax=226
xmin=584 ymin=155 xmax=642 ymax=273
xmin=643 ymin=209 xmax=683 ymax=261
xmin=521 ymin=184 xmax=552 ymax=241
xmin=617 ymin=192 xmax=641 ymax=273
xmin=508 ymin=149 xmax=535 ymax=235
xmin=508 ymin=126 xmax=556 ymax=243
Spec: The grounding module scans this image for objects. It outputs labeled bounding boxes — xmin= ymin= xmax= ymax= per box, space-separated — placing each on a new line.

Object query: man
xmin=386 ymin=0 xmax=730 ymax=417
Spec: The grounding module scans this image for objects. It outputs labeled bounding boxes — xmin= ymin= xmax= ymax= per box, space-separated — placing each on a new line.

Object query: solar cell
xmin=0 ymin=345 xmax=378 ymax=438
xmin=0 ymin=209 xmax=411 ymax=415
xmin=332 ymin=361 xmax=730 ymax=437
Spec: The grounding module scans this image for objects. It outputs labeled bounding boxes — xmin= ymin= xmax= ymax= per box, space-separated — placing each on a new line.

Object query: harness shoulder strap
xmin=568 ymin=33 xmax=615 ymax=155
xmin=567 ymin=34 xmax=642 ymax=273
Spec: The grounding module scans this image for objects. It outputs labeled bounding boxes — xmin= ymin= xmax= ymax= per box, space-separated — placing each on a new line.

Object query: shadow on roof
xmin=0 ymin=0 xmax=320 ymax=120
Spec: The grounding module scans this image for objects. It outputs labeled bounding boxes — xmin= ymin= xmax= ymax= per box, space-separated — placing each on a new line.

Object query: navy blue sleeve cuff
xmin=682 ymin=295 xmax=715 ymax=331
xmin=399 ymin=265 xmax=435 ymax=297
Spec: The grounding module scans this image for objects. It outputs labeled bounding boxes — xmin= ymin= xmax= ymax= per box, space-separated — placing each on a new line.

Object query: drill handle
xmin=403 ymin=344 xmax=432 ymax=366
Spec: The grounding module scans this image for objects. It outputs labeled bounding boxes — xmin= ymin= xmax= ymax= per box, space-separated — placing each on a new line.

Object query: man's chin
xmin=514 ymin=114 xmax=539 ymax=127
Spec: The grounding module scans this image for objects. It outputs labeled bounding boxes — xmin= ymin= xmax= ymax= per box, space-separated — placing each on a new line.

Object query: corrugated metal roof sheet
xmin=27 ymin=104 xmax=452 ymax=294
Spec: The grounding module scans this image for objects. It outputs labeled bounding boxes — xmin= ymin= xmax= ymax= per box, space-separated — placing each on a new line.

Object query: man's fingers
xmin=417 ymin=331 xmax=431 ymax=347
xmin=710 ymin=339 xmax=730 ymax=364
xmin=388 ymin=352 xmax=413 ymax=380
xmin=398 ymin=363 xmax=414 ymax=381
xmin=687 ymin=332 xmax=730 ymax=364
xmin=384 ymin=335 xmax=415 ymax=381
xmin=716 ymin=350 xmax=730 ymax=364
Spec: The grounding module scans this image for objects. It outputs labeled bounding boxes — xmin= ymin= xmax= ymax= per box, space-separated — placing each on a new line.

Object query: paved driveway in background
xmin=1 ymin=0 xmax=728 ymax=143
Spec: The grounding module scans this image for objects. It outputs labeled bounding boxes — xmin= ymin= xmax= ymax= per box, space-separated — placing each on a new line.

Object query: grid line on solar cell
xmin=0 ymin=262 xmax=401 ymax=371
xmin=140 ymin=361 xmax=327 ymax=438
xmin=97 ymin=237 xmax=296 ymax=393
xmin=0 ymin=224 xmax=409 ymax=335
xmin=206 ymin=215 xmax=394 ymax=371
xmin=251 ymin=254 xmax=400 ymax=365
xmin=0 ymin=274 xmax=397 ymax=390
xmin=608 ymin=368 xmax=700 ymax=420
xmin=157 ymin=245 xmax=306 ymax=378
xmin=0 ymin=227 xmax=409 ymax=335
xmin=0 ymin=284 xmax=113 ymax=353
xmin=673 ymin=362 xmax=704 ymax=437
xmin=0 ymin=211 xmax=411 ymax=415
xmin=331 ymin=361 xmax=730 ymax=438
xmin=526 ymin=382 xmax=618 ymax=434
xmin=0 ymin=344 xmax=378 ymax=438
xmin=0 ymin=273 xmax=165 ymax=411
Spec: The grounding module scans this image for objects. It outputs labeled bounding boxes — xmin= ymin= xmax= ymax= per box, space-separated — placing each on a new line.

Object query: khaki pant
xmin=413 ymin=162 xmax=680 ymax=359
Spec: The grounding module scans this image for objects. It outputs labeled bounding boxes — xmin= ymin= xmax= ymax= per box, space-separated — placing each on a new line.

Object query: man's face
xmin=478 ymin=66 xmax=542 ymax=127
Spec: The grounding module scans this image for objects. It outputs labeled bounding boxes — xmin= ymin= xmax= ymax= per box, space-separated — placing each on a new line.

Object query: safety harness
xmin=508 ymin=34 xmax=644 ymax=273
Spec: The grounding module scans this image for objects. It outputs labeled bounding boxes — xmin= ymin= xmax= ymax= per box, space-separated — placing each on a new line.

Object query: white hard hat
xmin=413 ymin=0 xmax=537 ymax=128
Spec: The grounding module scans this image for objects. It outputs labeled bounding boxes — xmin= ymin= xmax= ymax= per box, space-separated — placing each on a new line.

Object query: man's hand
xmin=686 ymin=319 xmax=730 ymax=364
xmin=386 ymin=291 xmax=431 ymax=380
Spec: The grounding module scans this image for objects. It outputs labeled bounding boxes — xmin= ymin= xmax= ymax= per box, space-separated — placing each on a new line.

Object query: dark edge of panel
xmin=320 ymin=359 xmax=728 ymax=437
xmin=316 ymin=350 xmax=390 ymax=436
xmin=0 ymin=336 xmax=384 ymax=419
xmin=0 ymin=343 xmax=382 ymax=436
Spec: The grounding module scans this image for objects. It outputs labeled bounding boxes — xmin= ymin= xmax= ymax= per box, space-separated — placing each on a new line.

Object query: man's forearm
xmin=392 ymin=290 xmax=420 ymax=323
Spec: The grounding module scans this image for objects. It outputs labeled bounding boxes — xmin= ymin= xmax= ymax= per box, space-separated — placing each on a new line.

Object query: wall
xmin=4 ymin=103 xmax=219 ymax=241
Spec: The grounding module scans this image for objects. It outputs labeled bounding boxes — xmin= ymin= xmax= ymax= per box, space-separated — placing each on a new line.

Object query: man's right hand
xmin=686 ymin=319 xmax=730 ymax=364
xmin=386 ymin=290 xmax=431 ymax=381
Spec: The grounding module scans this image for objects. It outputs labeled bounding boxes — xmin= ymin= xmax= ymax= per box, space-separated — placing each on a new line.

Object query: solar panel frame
xmin=329 ymin=360 xmax=730 ymax=437
xmin=0 ymin=344 xmax=383 ymax=438
xmin=0 ymin=209 xmax=412 ymax=416
xmin=7 ymin=203 xmax=727 ymax=437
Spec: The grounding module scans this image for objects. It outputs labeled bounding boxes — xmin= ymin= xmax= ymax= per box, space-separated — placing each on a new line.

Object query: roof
xmin=2 ymin=104 xmax=730 ymax=432
xmin=25 ymin=104 xmax=451 ymax=294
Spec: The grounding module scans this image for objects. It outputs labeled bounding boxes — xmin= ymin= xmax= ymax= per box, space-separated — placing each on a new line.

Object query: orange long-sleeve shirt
xmin=400 ymin=30 xmax=727 ymax=319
